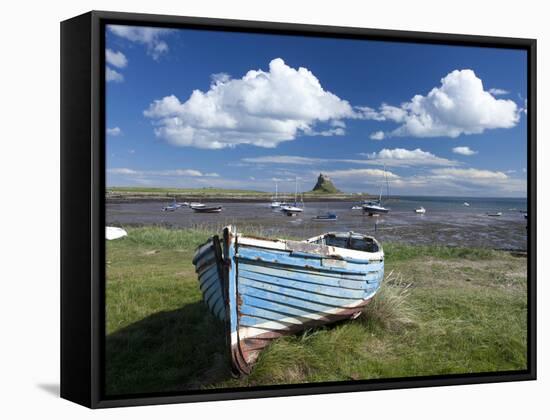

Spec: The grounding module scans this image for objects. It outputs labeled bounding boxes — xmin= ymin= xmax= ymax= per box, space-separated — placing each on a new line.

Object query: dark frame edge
xmin=527 ymin=38 xmax=537 ymax=381
xmin=91 ymin=9 xmax=535 ymax=47
xmin=61 ymin=10 xmax=536 ymax=409
xmin=60 ymin=11 xmax=94 ymax=408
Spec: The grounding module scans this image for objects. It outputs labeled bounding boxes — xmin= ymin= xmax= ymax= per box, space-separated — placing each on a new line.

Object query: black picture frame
xmin=60 ymin=10 xmax=537 ymax=409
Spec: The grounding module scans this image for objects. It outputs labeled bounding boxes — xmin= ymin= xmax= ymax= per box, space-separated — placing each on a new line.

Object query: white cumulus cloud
xmin=144 ymin=58 xmax=355 ymax=149
xmin=452 ymin=146 xmax=477 ymax=156
xmin=106 ymin=67 xmax=124 ymax=83
xmin=369 ymin=131 xmax=385 ymax=140
xmin=364 ymin=69 xmax=520 ymax=138
xmin=488 ymin=88 xmax=509 ymax=96
xmin=106 ymin=49 xmax=127 ymax=68
xmin=107 ymin=127 xmax=122 ymax=136
xmin=108 ymin=25 xmax=172 ymax=59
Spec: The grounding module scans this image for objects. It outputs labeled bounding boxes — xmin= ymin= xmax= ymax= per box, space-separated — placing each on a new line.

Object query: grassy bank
xmin=107 ymin=186 xmax=369 ymax=201
xmin=105 ymin=227 xmax=527 ymax=395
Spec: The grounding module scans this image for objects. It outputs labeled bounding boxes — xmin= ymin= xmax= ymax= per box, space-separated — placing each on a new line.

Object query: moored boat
xmin=363 ymin=166 xmax=391 ymax=215
xmin=281 ymin=177 xmax=304 ymax=216
xmin=192 ymin=205 xmax=223 ymax=213
xmin=415 ymin=206 xmax=426 ymax=214
xmin=362 ymin=200 xmax=389 ymax=215
xmin=281 ymin=205 xmax=303 ymax=216
xmin=106 ymin=226 xmax=127 ymax=240
xmin=162 ymin=203 xmax=178 ymax=212
xmin=312 ymin=212 xmax=338 ymax=221
xmin=193 ymin=225 xmax=384 ymax=375
xmin=487 ymin=211 xmax=502 ymax=217
xmin=269 ymin=182 xmax=286 ymax=209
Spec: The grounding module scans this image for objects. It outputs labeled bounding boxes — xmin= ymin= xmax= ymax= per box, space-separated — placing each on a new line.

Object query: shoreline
xmin=105 ymin=224 xmax=528 ymax=254
xmin=107 ymin=199 xmax=528 ymax=252
xmin=106 ymin=193 xmax=375 ymax=204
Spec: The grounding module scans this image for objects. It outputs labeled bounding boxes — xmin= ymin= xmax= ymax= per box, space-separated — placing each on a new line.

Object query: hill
xmin=310 ymin=173 xmax=341 ymax=194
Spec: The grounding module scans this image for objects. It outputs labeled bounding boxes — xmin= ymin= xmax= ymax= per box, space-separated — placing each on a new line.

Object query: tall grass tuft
xmin=361 ymin=270 xmax=416 ymax=333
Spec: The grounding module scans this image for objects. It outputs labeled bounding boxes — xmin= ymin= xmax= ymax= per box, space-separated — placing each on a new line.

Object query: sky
xmin=105 ymin=25 xmax=528 ymax=197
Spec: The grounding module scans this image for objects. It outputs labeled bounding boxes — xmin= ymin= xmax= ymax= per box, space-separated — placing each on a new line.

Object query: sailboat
xmin=162 ymin=198 xmax=179 ymax=212
xmin=281 ymin=178 xmax=304 ymax=216
xmin=363 ymin=166 xmax=390 ymax=215
xmin=270 ymin=182 xmax=284 ymax=209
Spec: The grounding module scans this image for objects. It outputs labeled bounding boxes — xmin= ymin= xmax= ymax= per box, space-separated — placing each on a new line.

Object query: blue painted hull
xmin=193 ymin=226 xmax=384 ymax=375
xmin=192 ymin=235 xmax=225 ymax=321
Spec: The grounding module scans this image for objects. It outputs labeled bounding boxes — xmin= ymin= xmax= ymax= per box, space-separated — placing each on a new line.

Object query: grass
xmin=106 ymin=186 xmax=367 ymax=200
xmin=106 ymin=226 xmax=527 ymax=395
xmin=108 ymin=186 xmax=266 ymax=195
xmin=107 ymin=187 xmax=271 ymax=197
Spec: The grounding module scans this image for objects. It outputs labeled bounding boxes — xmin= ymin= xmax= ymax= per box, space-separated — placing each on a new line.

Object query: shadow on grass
xmin=105 ymin=301 xmax=231 ymax=396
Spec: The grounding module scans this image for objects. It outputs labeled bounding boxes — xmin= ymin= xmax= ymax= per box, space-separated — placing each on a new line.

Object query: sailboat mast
xmin=384 ymin=163 xmax=390 ymax=201
xmin=294 ymin=177 xmax=298 ymax=205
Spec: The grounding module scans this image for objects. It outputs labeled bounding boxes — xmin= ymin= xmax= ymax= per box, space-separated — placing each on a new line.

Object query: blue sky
xmin=105 ymin=25 xmax=527 ymax=197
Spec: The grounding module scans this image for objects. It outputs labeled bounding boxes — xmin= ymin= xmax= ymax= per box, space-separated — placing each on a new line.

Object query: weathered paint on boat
xmin=192 ymin=235 xmax=226 ymax=320
xmin=193 ymin=226 xmax=384 ymax=376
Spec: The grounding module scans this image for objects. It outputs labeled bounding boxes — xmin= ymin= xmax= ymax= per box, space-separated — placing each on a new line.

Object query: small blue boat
xmin=193 ymin=225 xmax=384 ymax=375
xmin=313 ymin=212 xmax=338 ymax=221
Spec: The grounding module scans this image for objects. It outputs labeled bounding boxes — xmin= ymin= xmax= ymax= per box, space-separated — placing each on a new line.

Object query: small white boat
xmin=463 ymin=202 xmax=470 ymax=207
xmin=281 ymin=205 xmax=304 ymax=216
xmin=106 ymin=226 xmax=127 ymax=240
xmin=487 ymin=212 xmax=502 ymax=217
xmin=269 ymin=182 xmax=285 ymax=208
xmin=362 ymin=172 xmax=390 ymax=215
xmin=281 ymin=177 xmax=304 ymax=216
xmin=362 ymin=201 xmax=389 ymax=215
xmin=415 ymin=206 xmax=426 ymax=214
xmin=351 ymin=205 xmax=363 ymax=210
xmin=162 ymin=198 xmax=180 ymax=211
xmin=270 ymin=200 xmax=289 ymax=209
xmin=189 ymin=202 xmax=206 ymax=209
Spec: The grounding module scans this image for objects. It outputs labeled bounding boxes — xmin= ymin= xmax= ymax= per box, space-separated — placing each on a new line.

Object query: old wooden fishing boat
xmin=192 ymin=225 xmax=384 ymax=376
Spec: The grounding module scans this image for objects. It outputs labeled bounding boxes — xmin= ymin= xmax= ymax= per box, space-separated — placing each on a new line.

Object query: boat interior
xmin=307 ymin=232 xmax=380 ymax=253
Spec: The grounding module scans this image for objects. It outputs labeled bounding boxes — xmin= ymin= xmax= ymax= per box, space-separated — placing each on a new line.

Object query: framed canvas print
xmin=60 ymin=10 xmax=536 ymax=408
